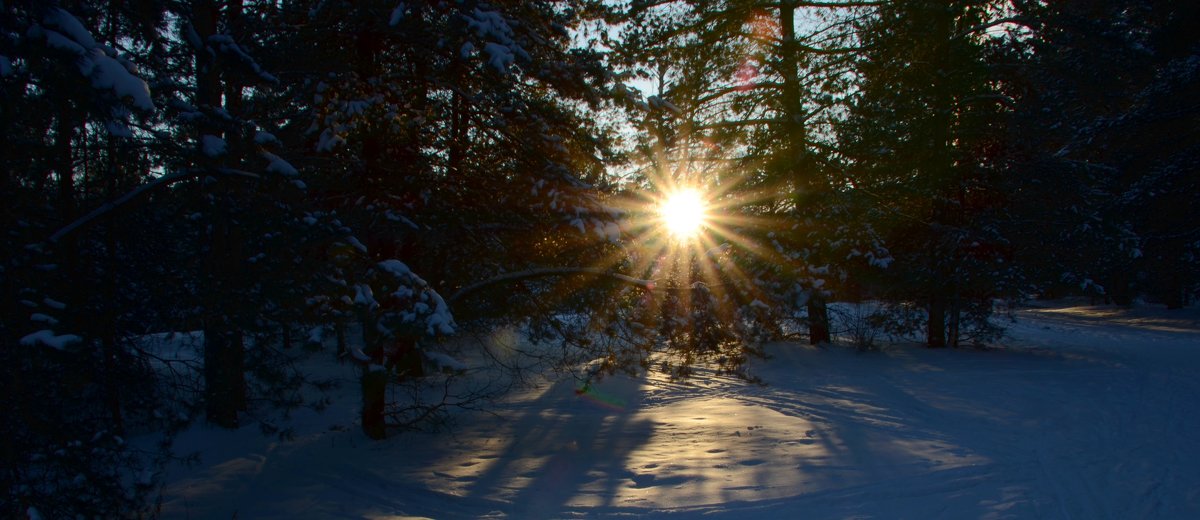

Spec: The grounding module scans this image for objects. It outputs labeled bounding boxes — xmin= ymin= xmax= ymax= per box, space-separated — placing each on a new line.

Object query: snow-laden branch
xmin=955 ymin=16 xmax=1032 ymax=40
xmin=447 ymin=268 xmax=655 ymax=306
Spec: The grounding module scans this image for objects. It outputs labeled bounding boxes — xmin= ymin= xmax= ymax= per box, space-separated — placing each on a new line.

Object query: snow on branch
xmin=207 ymin=34 xmax=279 ymax=84
xmin=20 ymin=329 xmax=83 ymax=351
xmin=39 ymin=8 xmax=155 ymax=112
xmin=371 ymin=260 xmax=457 ymax=337
xmin=463 ymin=7 xmax=530 ymax=74
xmin=954 ymin=16 xmax=1032 ymax=40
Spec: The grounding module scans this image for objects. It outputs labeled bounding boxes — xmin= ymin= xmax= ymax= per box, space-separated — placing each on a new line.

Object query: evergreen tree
xmin=840 ymin=1 xmax=1019 ymax=347
xmin=1 ymin=2 xmax=171 ymax=516
xmin=260 ymin=0 xmax=627 ymax=438
xmin=1006 ymin=0 xmax=1200 ymax=307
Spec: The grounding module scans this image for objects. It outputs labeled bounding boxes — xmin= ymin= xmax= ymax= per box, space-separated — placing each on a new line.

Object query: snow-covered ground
xmin=160 ymin=301 xmax=1200 ymax=519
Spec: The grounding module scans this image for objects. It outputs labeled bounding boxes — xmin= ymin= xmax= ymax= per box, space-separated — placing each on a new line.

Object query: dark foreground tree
xmin=840 ymin=0 xmax=1020 ymax=347
xmin=1005 ymin=0 xmax=1200 ymax=307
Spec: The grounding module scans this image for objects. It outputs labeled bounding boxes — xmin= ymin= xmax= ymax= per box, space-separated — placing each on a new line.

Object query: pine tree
xmin=1006 ymin=0 xmax=1200 ymax=307
xmin=840 ymin=1 xmax=1019 ymax=347
xmin=260 ymin=0 xmax=626 ymax=438
xmin=1 ymin=2 xmax=171 ymax=516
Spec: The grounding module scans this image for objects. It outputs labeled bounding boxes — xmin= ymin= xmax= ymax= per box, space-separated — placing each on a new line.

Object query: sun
xmin=660 ymin=188 xmax=708 ymax=239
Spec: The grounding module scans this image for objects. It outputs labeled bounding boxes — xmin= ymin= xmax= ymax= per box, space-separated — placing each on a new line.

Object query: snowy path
xmin=162 ymin=303 xmax=1200 ymax=519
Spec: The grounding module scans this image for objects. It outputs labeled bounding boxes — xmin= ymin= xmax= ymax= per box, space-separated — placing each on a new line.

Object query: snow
xmin=36 ymin=8 xmax=155 ymax=111
xmin=465 ymin=7 xmax=529 ymax=74
xmin=352 ymin=283 xmax=375 ymax=307
xmin=425 ymin=350 xmax=469 ymax=372
xmin=85 ymin=49 xmax=155 ymax=111
xmin=343 ymin=236 xmax=368 ymax=254
xmin=43 ymin=9 xmax=98 ymax=48
xmin=137 ymin=331 xmax=204 ymax=379
xmin=207 ymin=34 xmax=278 ymax=84
xmin=647 ymin=95 xmax=682 ymax=116
xmin=373 ymin=259 xmax=456 ymax=336
xmin=423 ymin=291 xmax=456 ymax=336
xmin=315 ymin=128 xmax=345 ymax=152
xmin=29 ymin=313 xmax=59 ymax=325
xmin=482 ymin=42 xmax=516 ymax=73
xmin=261 ymin=151 xmax=298 ymax=177
xmin=20 ymin=329 xmax=83 ymax=350
xmin=201 ymin=134 xmax=227 ymax=157
xmin=350 ymin=346 xmax=371 ymax=363
xmin=377 ymin=259 xmax=413 ymax=278
xmin=159 ymin=301 xmax=1200 ymax=518
xmin=306 ymin=327 xmax=325 ymax=345
xmin=42 ymin=29 xmax=86 ymax=54
xmin=254 ymin=130 xmax=281 ymax=145
xmin=104 ymin=120 xmax=133 ymax=138
xmin=389 ymin=3 xmax=407 ymax=27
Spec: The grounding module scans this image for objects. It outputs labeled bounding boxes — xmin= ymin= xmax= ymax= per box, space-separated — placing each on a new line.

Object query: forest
xmin=2 ymin=0 xmax=1198 ymax=517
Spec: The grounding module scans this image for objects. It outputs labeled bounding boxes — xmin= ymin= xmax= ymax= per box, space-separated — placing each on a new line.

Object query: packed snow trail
xmin=162 ymin=302 xmax=1200 ymax=518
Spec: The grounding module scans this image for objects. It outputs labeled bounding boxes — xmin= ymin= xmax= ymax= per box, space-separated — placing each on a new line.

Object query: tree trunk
xmin=781 ymin=3 xmax=835 ymax=345
xmin=224 ymin=0 xmax=245 ymax=116
xmin=1164 ymin=289 xmax=1184 ymax=310
xmin=927 ymin=294 xmax=946 ymax=348
xmin=55 ymin=105 xmax=77 ymax=218
xmin=202 ymin=208 xmax=248 ymax=428
xmin=100 ymin=138 xmax=124 ymax=431
xmin=194 ymin=0 xmax=248 ymax=428
xmin=807 ymin=294 xmax=830 ymax=345
xmin=101 ymin=336 xmax=124 ymax=432
xmin=361 ymin=365 xmax=388 ymax=440
xmin=947 ymin=295 xmax=960 ymax=348
xmin=359 ymin=311 xmax=388 ymax=439
xmin=204 ymin=320 xmax=245 ymax=427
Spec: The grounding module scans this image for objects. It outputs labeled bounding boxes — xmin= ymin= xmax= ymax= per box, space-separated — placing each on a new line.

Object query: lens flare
xmin=660 ymin=188 xmax=708 ymax=239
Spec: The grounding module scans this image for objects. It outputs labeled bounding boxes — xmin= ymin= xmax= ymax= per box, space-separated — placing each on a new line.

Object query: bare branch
xmin=49 ymin=167 xmax=261 ymax=243
xmin=448 ymin=268 xmax=654 ymax=306
xmin=49 ymin=169 xmax=201 ymax=243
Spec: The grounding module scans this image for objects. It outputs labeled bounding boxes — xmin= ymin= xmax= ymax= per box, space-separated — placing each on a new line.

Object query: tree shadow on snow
xmin=463 ymin=374 xmax=655 ymax=517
